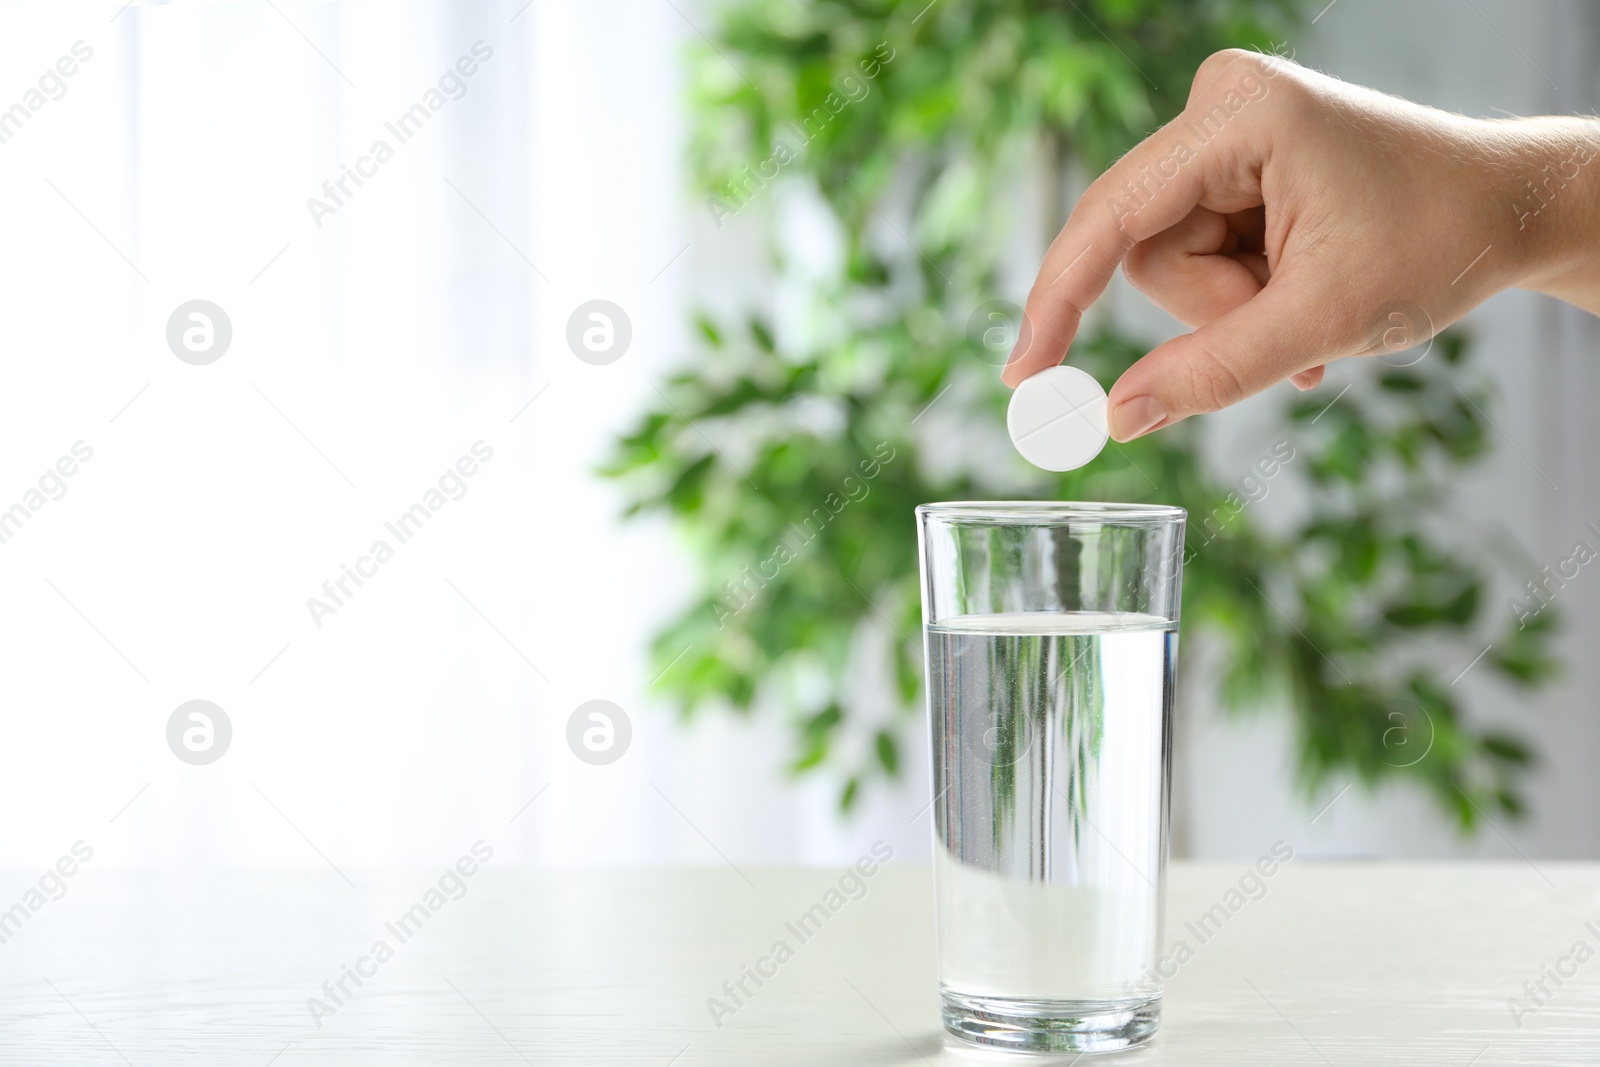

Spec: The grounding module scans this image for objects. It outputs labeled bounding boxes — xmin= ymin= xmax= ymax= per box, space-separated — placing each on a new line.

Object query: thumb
xmin=1106 ymin=274 xmax=1342 ymax=441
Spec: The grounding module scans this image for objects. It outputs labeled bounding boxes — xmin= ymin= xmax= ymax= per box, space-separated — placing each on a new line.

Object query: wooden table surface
xmin=1 ymin=861 xmax=1597 ymax=1064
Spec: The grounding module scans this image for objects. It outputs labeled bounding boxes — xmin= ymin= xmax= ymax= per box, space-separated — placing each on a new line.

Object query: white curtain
xmin=0 ymin=0 xmax=932 ymax=876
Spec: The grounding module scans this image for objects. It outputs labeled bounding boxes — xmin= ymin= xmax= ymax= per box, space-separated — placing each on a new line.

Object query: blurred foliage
xmin=603 ymin=0 xmax=1559 ymax=827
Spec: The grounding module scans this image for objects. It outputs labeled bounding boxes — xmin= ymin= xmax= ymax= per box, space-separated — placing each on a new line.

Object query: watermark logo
xmin=1364 ymin=299 xmax=1433 ymax=368
xmin=566 ymin=300 xmax=631 ymax=365
xmin=964 ymin=705 xmax=1036 ymax=769
xmin=166 ymin=700 xmax=231 ymax=765
xmin=1380 ymin=700 xmax=1434 ymax=768
xmin=166 ymin=300 xmax=232 ymax=365
xmin=965 ymin=299 xmax=1029 ymax=367
xmin=567 ymin=700 xmax=631 ymax=765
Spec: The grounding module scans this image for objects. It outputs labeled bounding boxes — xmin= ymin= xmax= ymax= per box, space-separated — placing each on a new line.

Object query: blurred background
xmin=1 ymin=0 xmax=1597 ymax=880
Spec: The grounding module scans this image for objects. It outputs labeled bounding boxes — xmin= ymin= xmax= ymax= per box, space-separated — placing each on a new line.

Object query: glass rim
xmin=916 ymin=500 xmax=1186 ymax=524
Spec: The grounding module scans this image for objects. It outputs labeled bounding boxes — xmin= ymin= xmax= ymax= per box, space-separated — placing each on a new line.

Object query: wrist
xmin=1498 ymin=117 xmax=1600 ymax=309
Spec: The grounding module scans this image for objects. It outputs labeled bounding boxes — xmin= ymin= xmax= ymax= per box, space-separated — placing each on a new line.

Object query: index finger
xmin=1001 ymin=54 xmax=1273 ymax=387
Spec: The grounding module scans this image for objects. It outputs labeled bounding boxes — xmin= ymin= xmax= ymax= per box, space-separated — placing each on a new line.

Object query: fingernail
xmin=1110 ymin=395 xmax=1167 ymax=441
xmin=1001 ymin=345 xmax=1025 ymax=387
xmin=1001 ymin=360 xmax=1027 ymax=389
xmin=1000 ymin=317 xmax=1035 ymax=386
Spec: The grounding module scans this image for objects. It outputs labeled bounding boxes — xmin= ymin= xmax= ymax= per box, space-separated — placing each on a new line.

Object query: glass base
xmin=940 ymin=990 xmax=1161 ymax=1054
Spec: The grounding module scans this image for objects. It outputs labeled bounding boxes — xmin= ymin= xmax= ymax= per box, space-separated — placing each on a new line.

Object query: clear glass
xmin=915 ymin=501 xmax=1186 ymax=1054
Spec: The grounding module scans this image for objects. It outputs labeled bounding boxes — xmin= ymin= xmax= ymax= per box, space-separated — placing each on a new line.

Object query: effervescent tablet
xmin=1006 ymin=365 xmax=1110 ymax=472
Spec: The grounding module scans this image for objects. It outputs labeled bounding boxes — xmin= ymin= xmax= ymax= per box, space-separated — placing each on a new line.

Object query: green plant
xmin=603 ymin=0 xmax=1558 ymax=827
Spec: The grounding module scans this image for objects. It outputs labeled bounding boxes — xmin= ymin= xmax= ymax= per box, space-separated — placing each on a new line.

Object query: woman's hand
xmin=1003 ymin=48 xmax=1600 ymax=440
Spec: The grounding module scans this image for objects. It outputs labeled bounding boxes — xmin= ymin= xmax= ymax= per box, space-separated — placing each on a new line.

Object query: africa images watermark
xmin=306 ymin=41 xmax=495 ymax=228
xmin=1183 ymin=439 xmax=1295 ymax=563
xmin=1123 ymin=839 xmax=1295 ymax=993
xmin=305 ymin=441 xmax=495 ymax=628
xmin=1512 ymin=136 xmax=1598 ymax=232
xmin=706 ymin=42 xmax=896 ymax=228
xmin=0 ymin=840 xmax=94 ymax=950
xmin=0 ymin=40 xmax=94 ymax=148
xmin=1506 ymin=918 xmax=1600 ymax=1029
xmin=712 ymin=441 xmax=896 ymax=629
xmin=0 ymin=440 xmax=94 ymax=548
xmin=1106 ymin=48 xmax=1286 ymax=232
xmin=1508 ymin=516 xmax=1600 ymax=630
xmin=706 ymin=840 xmax=894 ymax=1028
xmin=306 ymin=840 xmax=495 ymax=1028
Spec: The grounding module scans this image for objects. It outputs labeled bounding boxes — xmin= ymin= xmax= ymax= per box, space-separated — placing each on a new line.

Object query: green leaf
xmin=1482 ymin=732 xmax=1535 ymax=765
xmin=1378 ymin=371 xmax=1425 ymax=392
xmin=696 ymin=313 xmax=722 ymax=347
xmin=1496 ymin=788 xmax=1525 ymax=817
xmin=750 ymin=317 xmax=775 ymax=353
xmin=875 ymin=730 xmax=900 ymax=776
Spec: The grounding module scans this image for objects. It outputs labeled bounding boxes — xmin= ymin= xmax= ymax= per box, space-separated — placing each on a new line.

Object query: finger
xmin=1231 ymin=250 xmax=1271 ymax=287
xmin=1003 ymin=52 xmax=1273 ymax=387
xmin=1222 ymin=206 xmax=1267 ymax=252
xmin=1106 ymin=271 xmax=1341 ymax=440
xmin=1124 ymin=206 xmax=1266 ymax=327
xmin=1290 ymin=365 xmax=1326 ymax=390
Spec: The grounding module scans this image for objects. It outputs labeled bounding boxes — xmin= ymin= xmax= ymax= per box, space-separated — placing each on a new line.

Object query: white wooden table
xmin=1 ymin=862 xmax=1596 ymax=1064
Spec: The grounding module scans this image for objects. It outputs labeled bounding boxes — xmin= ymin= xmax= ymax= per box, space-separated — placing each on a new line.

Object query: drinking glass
xmin=916 ymin=501 xmax=1186 ymax=1053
